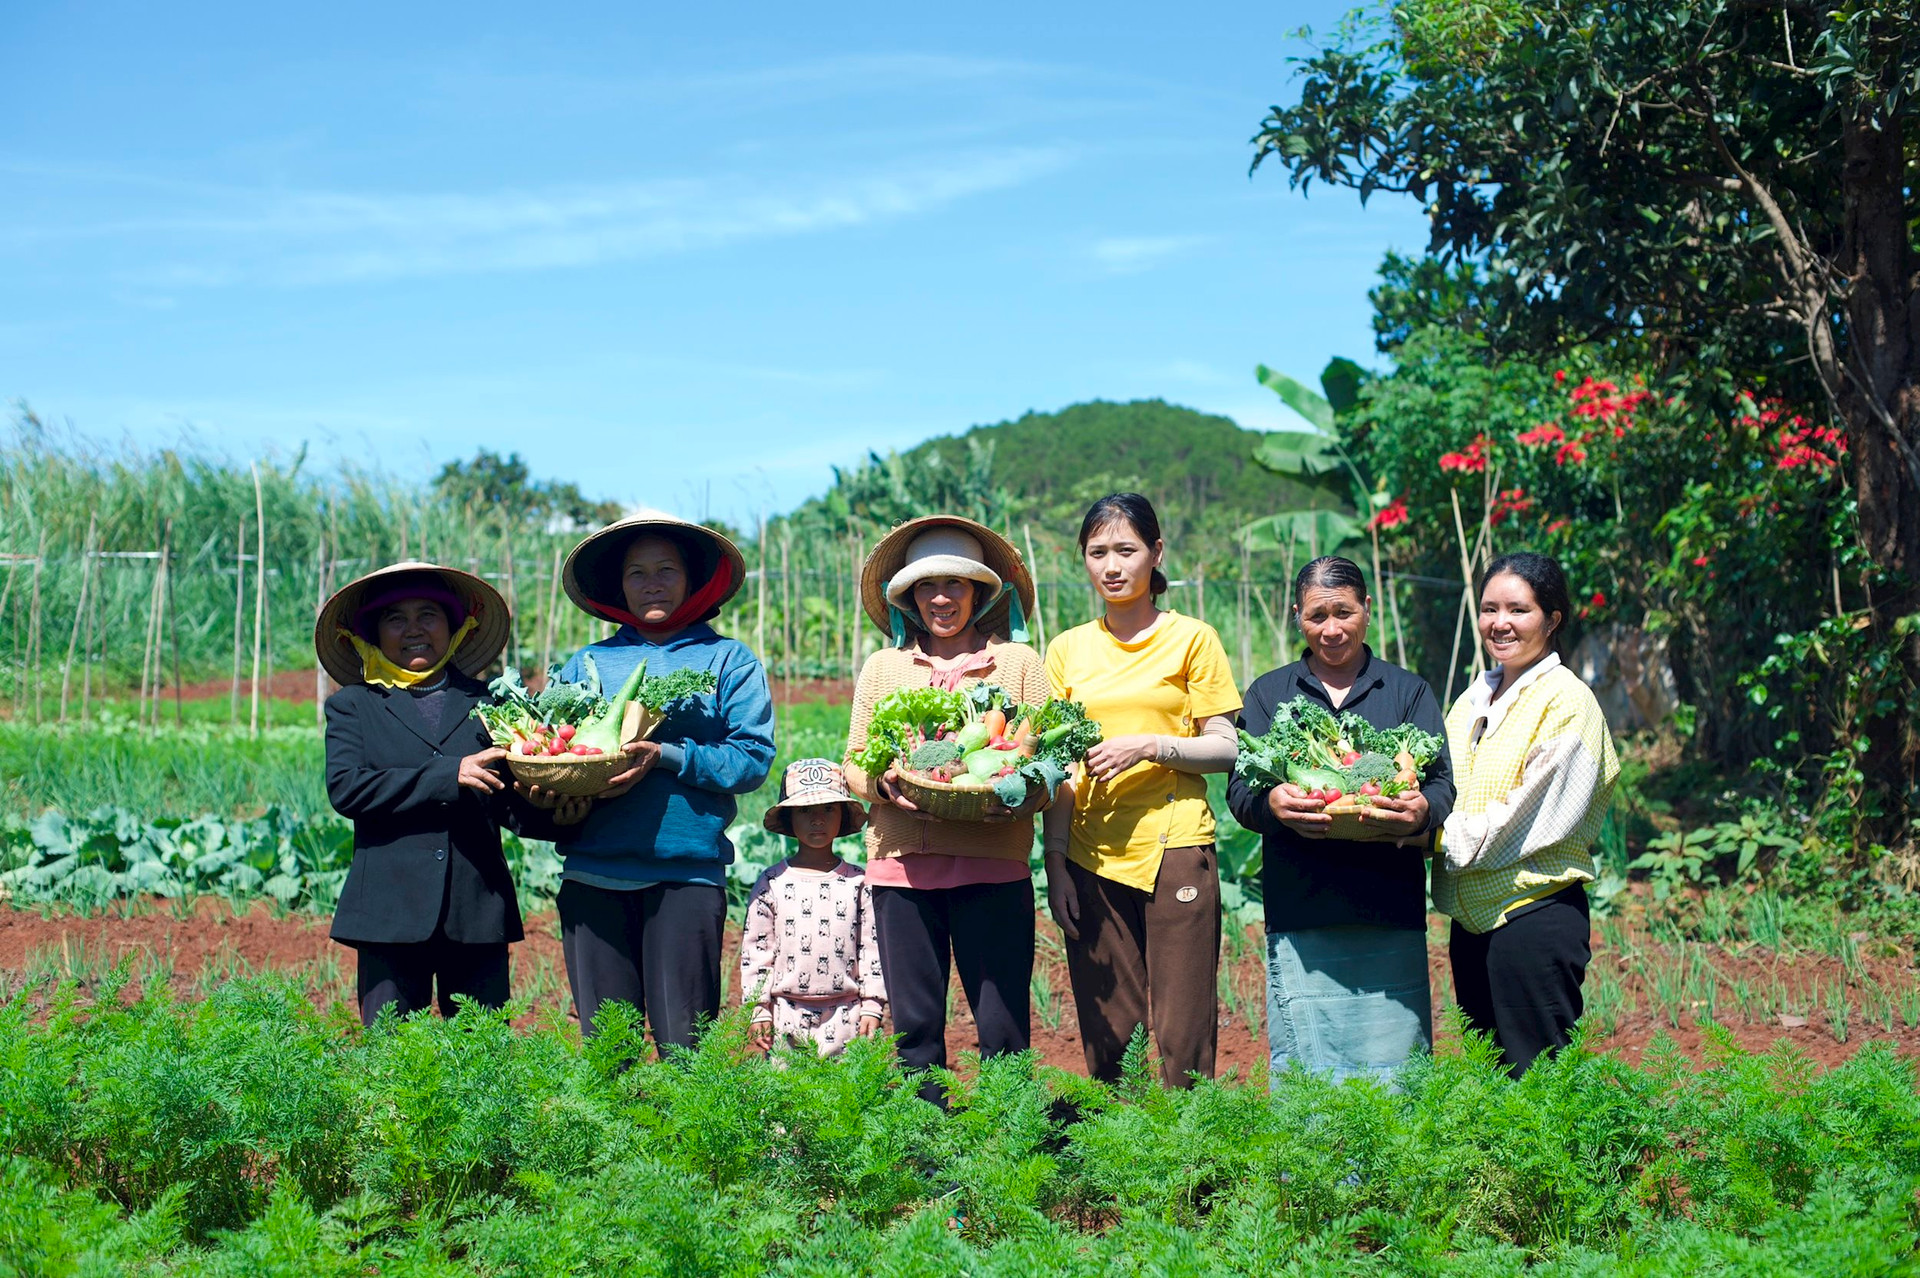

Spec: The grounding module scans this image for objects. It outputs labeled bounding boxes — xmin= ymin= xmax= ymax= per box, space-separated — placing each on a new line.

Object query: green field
xmin=3 ymin=974 xmax=1917 ymax=1276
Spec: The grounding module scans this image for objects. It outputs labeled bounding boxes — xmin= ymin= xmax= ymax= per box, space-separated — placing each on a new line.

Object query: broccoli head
xmin=909 ymin=738 xmax=963 ymax=772
xmin=1341 ymin=752 xmax=1401 ymax=787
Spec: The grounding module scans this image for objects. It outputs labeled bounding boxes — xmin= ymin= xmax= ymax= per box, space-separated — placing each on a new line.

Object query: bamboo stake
xmin=137 ymin=553 xmax=161 ymax=722
xmin=1449 ymin=488 xmax=1485 ymax=679
xmin=1442 ymin=579 xmax=1471 ymax=709
xmin=847 ymin=525 xmax=860 ymax=680
xmin=779 ymin=527 xmax=793 ymax=692
xmin=1250 ymin=576 xmax=1282 ymax=668
xmin=80 ymin=544 xmax=98 ymax=718
xmin=29 ymin=531 xmax=45 ymax=721
xmin=540 ymin=544 xmax=563 ymax=677
xmin=501 ymin=522 xmax=518 ymax=675
xmin=314 ymin=526 xmax=329 ymax=725
xmin=1386 ymin=568 xmax=1409 ymax=671
xmin=250 ymin=463 xmax=266 ymax=740
xmin=1368 ymin=524 xmax=1387 ymax=657
xmin=1024 ymin=523 xmax=1048 ymax=653
xmin=60 ymin=517 xmax=96 ymax=723
xmin=756 ymin=514 xmax=767 ymax=665
xmin=231 ymin=517 xmax=246 ymax=726
xmin=0 ymin=558 xmax=15 ymax=715
xmin=161 ymin=523 xmax=181 ymax=725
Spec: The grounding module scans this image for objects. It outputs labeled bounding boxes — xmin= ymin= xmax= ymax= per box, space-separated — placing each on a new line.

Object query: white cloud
xmin=12 ymin=148 xmax=1068 ymax=288
xmin=1087 ymin=234 xmax=1208 ymax=274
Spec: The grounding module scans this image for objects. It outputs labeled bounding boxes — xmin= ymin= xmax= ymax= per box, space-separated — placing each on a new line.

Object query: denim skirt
xmin=1266 ymin=926 xmax=1432 ymax=1083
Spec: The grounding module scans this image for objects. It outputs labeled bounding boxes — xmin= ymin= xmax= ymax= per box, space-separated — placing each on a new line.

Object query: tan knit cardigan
xmin=843 ymin=639 xmax=1050 ymax=862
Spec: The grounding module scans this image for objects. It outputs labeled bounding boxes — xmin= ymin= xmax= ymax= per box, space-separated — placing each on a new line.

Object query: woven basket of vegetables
xmin=1235 ymin=696 xmax=1445 ymax=844
xmin=848 ymin=684 xmax=1102 ymax=824
xmin=474 ymin=656 xmax=717 ymax=798
xmin=895 ymin=771 xmax=1001 ymax=822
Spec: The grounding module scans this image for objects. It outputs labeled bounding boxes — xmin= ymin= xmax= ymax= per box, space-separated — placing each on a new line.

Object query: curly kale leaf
xmin=636 ymin=667 xmax=719 ymax=712
xmin=1029 ymin=699 xmax=1102 ymax=767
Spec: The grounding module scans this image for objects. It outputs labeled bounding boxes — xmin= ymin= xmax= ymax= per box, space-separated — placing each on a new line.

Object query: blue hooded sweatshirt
xmin=552 ymin=623 xmax=775 ymax=886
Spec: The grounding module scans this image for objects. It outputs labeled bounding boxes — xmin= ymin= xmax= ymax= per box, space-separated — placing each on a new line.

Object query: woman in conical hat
xmin=537 ymin=511 xmax=775 ymax=1052
xmin=843 ymin=514 xmax=1046 ymax=1106
xmin=318 ymin=560 xmax=587 ymax=1026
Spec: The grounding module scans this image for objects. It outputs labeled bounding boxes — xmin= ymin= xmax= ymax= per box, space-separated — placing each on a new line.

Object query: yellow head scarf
xmin=339 ymin=616 xmax=479 ymax=689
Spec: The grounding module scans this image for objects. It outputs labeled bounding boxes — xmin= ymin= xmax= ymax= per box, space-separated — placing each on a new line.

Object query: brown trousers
xmin=1063 ymin=844 xmax=1221 ymax=1088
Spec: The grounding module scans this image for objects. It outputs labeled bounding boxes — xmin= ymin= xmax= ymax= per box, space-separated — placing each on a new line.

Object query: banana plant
xmin=1239 ymin=357 xmax=1389 ymax=554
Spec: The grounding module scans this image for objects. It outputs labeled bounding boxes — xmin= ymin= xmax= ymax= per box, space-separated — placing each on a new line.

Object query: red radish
xmin=1359 ymin=782 xmax=1381 ymax=797
xmin=570 ymin=746 xmax=590 ymax=756
xmin=519 ymin=742 xmax=540 ymax=756
xmin=557 ymin=724 xmax=576 ymax=741
xmin=1324 ymin=788 xmax=1343 ymax=803
xmin=1341 ymin=751 xmax=1361 ymax=766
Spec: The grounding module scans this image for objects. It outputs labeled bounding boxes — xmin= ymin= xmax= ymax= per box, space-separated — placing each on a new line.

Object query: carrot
xmin=983 ymin=708 xmax=1008 ymax=739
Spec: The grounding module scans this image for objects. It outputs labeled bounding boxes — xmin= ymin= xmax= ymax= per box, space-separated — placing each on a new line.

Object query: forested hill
xmin=838 ymin=399 xmax=1324 ymax=580
xmin=911 ymin=399 xmax=1283 ymax=513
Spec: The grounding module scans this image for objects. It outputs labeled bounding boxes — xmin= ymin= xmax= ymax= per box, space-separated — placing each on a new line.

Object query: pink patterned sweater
xmin=739 ymin=858 xmax=887 ymax=1021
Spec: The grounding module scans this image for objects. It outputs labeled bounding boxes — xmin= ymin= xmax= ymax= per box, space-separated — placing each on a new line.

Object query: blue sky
xmin=2 ymin=1 xmax=1429 ymax=527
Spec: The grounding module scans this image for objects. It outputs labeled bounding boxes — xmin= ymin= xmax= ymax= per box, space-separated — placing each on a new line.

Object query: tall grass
xmin=0 ymin=414 xmax=1429 ymax=711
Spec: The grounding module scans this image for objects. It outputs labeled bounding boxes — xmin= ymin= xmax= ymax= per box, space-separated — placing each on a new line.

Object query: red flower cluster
xmin=1578 ymin=588 xmax=1607 ymax=620
xmin=1569 ymin=376 xmax=1650 ymax=439
xmin=1516 ymin=422 xmax=1565 ymax=446
xmin=1546 ymin=518 xmax=1572 ymax=535
xmin=1554 ymin=442 xmax=1589 ymax=466
xmin=1488 ymin=487 xmax=1533 ymax=527
xmin=1774 ymin=421 xmax=1847 ymax=471
xmin=1439 ymin=435 xmax=1490 ymax=474
xmin=1734 ymin=395 xmax=1846 ymax=470
xmin=1368 ymin=494 xmax=1410 ymax=532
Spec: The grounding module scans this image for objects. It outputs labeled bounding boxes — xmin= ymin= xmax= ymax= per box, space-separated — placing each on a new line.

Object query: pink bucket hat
xmin=762 ymin=757 xmax=869 ymax=836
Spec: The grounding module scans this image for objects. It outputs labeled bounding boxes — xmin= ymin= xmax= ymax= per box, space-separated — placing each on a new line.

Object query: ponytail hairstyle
xmin=1079 ymin=492 xmax=1169 ymax=598
xmin=1479 ymin=551 xmax=1572 ymax=651
xmin=1291 ymin=555 xmax=1369 ymax=614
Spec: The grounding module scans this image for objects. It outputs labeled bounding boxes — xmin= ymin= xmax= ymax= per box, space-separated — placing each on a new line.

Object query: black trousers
xmin=353 ymin=937 xmax=510 ymax=1026
xmin=557 ymin=878 xmax=725 ymax=1052
xmin=872 ymin=879 xmax=1033 ymax=1105
xmin=1449 ymin=884 xmax=1591 ymax=1077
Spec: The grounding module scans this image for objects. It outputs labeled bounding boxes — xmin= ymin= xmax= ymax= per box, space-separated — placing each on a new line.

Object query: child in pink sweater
xmin=741 ymin=758 xmax=886 ymax=1056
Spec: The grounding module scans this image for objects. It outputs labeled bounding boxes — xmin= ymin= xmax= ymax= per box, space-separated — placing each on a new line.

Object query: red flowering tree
xmin=1351 ymin=326 xmax=1874 ymax=799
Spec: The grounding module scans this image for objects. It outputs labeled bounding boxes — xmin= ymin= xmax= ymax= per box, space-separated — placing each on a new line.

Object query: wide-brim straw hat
xmin=859 ymin=515 xmax=1034 ymax=638
xmin=314 ymin=560 xmax=511 ymax=687
xmin=563 ymin=508 xmax=748 ymax=628
xmin=762 ymin=757 xmax=870 ymax=835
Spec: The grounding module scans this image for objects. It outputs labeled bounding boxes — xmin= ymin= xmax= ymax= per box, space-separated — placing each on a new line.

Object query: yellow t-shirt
xmin=1045 ymin=610 xmax=1242 ymax=891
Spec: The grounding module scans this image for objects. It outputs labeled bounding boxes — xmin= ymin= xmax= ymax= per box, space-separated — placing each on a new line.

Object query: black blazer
xmin=324 ymin=673 xmax=525 ymax=946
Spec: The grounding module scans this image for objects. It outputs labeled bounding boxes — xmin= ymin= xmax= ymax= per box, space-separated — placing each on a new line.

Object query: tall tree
xmin=1254 ymin=0 xmax=1918 ymax=775
xmin=1254 ymin=6 xmax=1917 ymax=572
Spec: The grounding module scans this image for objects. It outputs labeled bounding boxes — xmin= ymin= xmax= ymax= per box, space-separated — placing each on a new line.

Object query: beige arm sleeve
xmin=841 ymin=660 xmax=884 ymax=804
xmin=1151 ymin=714 xmax=1238 ymax=773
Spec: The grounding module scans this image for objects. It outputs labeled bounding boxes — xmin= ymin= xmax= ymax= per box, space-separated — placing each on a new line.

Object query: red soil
xmin=4 ymin=901 xmax=1911 ymax=1077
